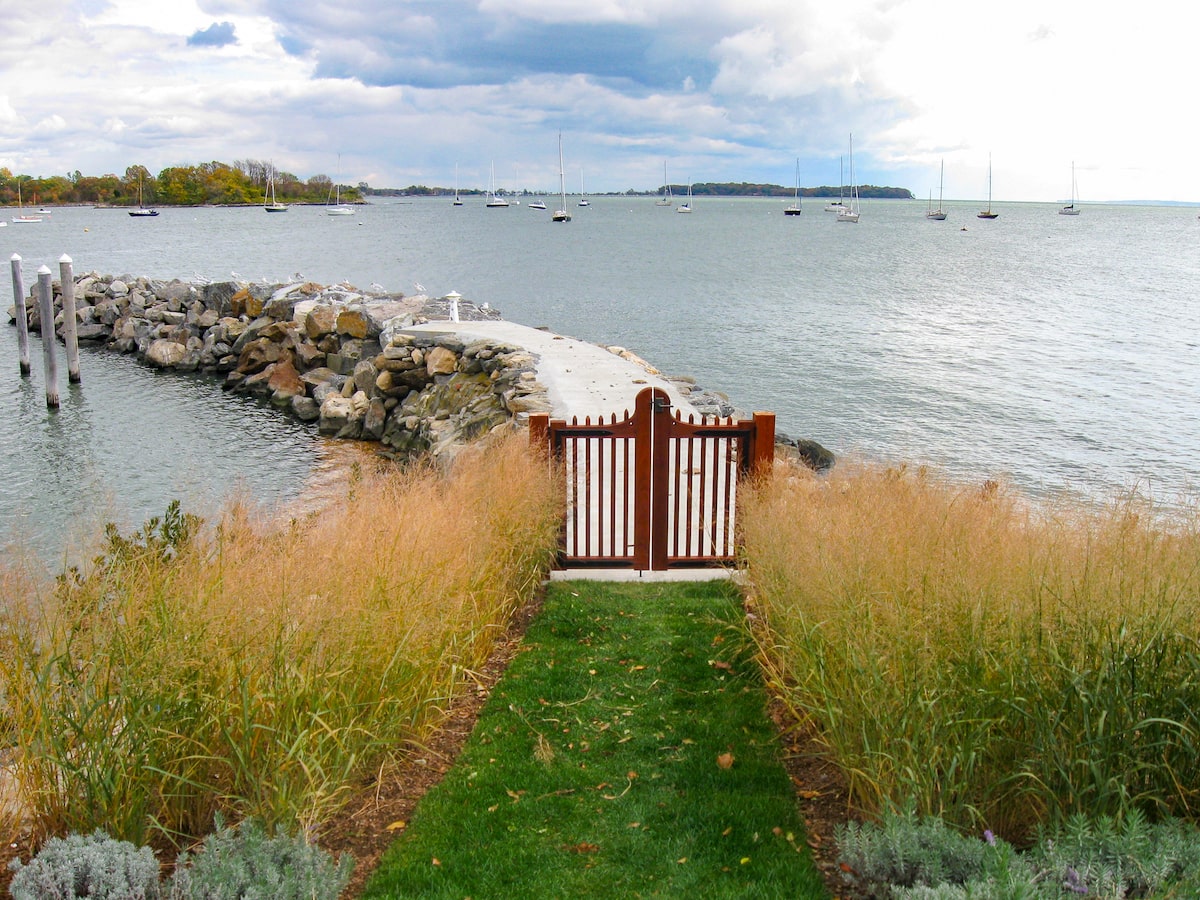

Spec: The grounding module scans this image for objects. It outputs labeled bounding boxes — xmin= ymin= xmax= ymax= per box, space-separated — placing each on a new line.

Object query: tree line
xmin=0 ymin=160 xmax=362 ymax=207
xmin=364 ymin=182 xmax=915 ymax=199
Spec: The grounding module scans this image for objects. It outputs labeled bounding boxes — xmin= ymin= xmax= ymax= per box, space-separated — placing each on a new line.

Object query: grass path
xmin=360 ymin=579 xmax=827 ymax=899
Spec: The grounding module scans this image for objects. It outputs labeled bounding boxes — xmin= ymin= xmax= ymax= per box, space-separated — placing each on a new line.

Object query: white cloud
xmin=2 ymin=0 xmax=1200 ymax=200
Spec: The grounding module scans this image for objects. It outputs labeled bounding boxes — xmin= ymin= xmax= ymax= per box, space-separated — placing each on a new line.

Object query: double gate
xmin=529 ymin=387 xmax=774 ymax=571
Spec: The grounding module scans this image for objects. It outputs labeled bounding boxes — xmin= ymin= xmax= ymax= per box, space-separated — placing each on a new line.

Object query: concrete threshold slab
xmin=550 ymin=567 xmax=737 ymax=583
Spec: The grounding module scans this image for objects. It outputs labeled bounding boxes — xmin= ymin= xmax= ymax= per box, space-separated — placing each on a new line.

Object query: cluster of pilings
xmin=10 ymin=253 xmax=83 ymax=408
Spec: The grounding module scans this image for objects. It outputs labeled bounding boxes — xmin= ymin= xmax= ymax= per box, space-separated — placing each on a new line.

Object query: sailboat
xmin=12 ymin=180 xmax=43 ymax=223
xmin=326 ymin=155 xmax=354 ymax=215
xmin=676 ymin=180 xmax=693 ymax=213
xmin=784 ymin=157 xmax=802 ymax=216
xmin=578 ymin=168 xmax=590 ymax=207
xmin=1059 ymin=161 xmax=1081 ymax=215
xmin=128 ymin=177 xmax=159 ymax=217
xmin=925 ymin=159 xmax=946 ymax=220
xmin=655 ymin=161 xmax=673 ymax=206
xmin=552 ymin=133 xmax=572 ymax=222
xmin=977 ymin=154 xmax=999 ymax=219
xmin=264 ymin=166 xmax=287 ymax=212
xmin=453 ymin=163 xmax=463 ymax=206
xmin=485 ymin=162 xmax=509 ymax=207
xmin=836 ymin=134 xmax=860 ymax=223
xmin=824 ymin=157 xmax=846 ymax=212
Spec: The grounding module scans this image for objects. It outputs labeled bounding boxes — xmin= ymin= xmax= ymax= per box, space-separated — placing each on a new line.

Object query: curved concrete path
xmin=404 ymin=320 xmax=700 ymax=422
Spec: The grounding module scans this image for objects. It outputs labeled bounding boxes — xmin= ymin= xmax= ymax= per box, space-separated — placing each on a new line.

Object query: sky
xmin=2 ymin=0 xmax=1198 ymax=203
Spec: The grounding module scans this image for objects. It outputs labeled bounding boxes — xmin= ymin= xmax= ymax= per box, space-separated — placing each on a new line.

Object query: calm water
xmin=4 ymin=197 xmax=1199 ymax=558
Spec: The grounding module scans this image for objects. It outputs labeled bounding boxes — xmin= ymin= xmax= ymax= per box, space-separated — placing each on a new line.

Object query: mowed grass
xmin=741 ymin=459 xmax=1200 ymax=841
xmin=0 ymin=434 xmax=562 ymax=849
xmin=361 ymin=580 xmax=827 ymax=899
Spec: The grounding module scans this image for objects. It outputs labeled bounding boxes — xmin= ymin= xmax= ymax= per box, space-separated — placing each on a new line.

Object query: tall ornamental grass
xmin=0 ymin=433 xmax=561 ymax=848
xmin=742 ymin=460 xmax=1200 ymax=840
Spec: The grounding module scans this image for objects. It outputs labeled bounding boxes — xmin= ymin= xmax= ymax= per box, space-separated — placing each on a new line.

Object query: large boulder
xmin=145 ymin=339 xmax=187 ymax=368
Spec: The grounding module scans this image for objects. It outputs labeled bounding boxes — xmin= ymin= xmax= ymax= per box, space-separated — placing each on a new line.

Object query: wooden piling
xmin=10 ymin=254 xmax=30 ymax=377
xmin=59 ymin=254 xmax=81 ymax=383
xmin=36 ymin=266 xmax=59 ymax=408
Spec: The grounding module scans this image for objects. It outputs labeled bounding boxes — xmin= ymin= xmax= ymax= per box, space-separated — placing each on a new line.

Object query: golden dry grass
xmin=742 ymin=459 xmax=1200 ymax=839
xmin=0 ymin=433 xmax=562 ymax=848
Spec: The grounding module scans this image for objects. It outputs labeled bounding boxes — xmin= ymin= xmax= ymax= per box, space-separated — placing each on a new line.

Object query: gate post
xmin=647 ymin=389 xmax=673 ymax=570
xmin=528 ymin=413 xmax=550 ymax=456
xmin=631 ymin=389 xmax=655 ymax=569
xmin=750 ymin=412 xmax=776 ymax=474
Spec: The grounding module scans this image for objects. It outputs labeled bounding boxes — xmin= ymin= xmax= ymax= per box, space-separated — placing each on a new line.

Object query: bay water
xmin=4 ymin=196 xmax=1198 ymax=561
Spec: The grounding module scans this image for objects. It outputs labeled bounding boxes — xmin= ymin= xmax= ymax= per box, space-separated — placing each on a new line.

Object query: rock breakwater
xmin=7 ymin=272 xmax=833 ymax=468
xmin=8 ymin=274 xmax=549 ymax=458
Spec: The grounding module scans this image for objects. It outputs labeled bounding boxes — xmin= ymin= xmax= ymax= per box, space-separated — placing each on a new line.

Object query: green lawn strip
xmin=361 ymin=579 xmax=827 ymax=899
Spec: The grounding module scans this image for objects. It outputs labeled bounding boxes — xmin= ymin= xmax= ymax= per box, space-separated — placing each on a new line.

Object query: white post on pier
xmin=10 ymin=254 xmax=31 ymax=377
xmin=58 ymin=254 xmax=81 ymax=383
xmin=36 ymin=266 xmax=59 ymax=408
xmin=446 ymin=290 xmax=461 ymax=323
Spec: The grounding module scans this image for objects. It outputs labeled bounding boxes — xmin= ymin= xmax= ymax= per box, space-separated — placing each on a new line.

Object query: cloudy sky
xmin=2 ymin=0 xmax=1196 ymax=203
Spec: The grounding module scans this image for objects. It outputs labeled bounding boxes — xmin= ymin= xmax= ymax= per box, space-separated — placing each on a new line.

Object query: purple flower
xmin=1063 ymin=866 xmax=1088 ymax=895
xmin=983 ymin=829 xmax=996 ymax=846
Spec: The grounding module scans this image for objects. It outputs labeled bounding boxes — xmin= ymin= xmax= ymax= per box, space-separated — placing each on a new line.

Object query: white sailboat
xmin=453 ymin=163 xmax=463 ymax=206
xmin=1059 ymin=161 xmax=1081 ymax=215
xmin=552 ymin=133 xmax=572 ymax=222
xmin=326 ymin=155 xmax=354 ymax=215
xmin=824 ymin=157 xmax=846 ymax=212
xmin=676 ymin=180 xmax=693 ymax=213
xmin=264 ymin=164 xmax=287 ymax=212
xmin=655 ymin=161 xmax=673 ymax=206
xmin=978 ymin=154 xmax=999 ymax=219
xmin=12 ymin=180 xmax=43 ymax=223
xmin=925 ymin=159 xmax=946 ymax=220
xmin=784 ymin=157 xmax=802 ymax=216
xmin=485 ymin=161 xmax=509 ymax=208
xmin=836 ymin=134 xmax=860 ymax=223
xmin=578 ymin=168 xmax=590 ymax=207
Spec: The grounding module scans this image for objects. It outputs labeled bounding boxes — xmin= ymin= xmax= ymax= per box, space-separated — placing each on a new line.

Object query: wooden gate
xmin=529 ymin=387 xmax=774 ymax=570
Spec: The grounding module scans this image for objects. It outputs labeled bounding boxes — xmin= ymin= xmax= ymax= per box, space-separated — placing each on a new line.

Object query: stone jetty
xmin=7 ymin=273 xmax=833 ymax=468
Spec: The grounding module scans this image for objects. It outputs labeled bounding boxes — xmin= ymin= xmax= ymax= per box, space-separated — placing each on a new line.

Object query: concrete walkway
xmin=404 ymin=320 xmax=700 ymax=421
